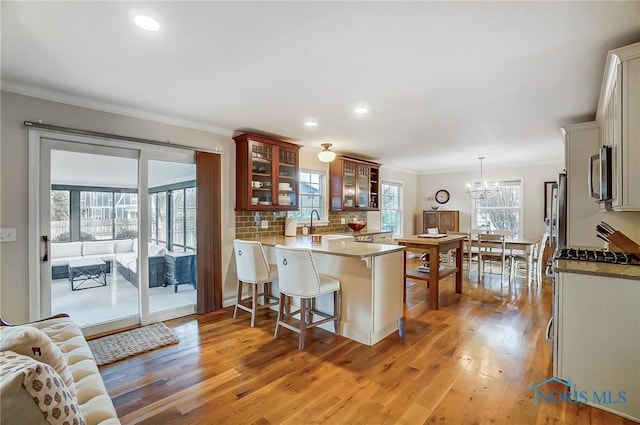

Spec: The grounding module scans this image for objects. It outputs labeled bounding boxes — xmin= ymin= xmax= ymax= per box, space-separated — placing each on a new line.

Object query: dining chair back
xmin=477 ymin=233 xmax=510 ymax=282
xmin=447 ymin=231 xmax=475 ymax=274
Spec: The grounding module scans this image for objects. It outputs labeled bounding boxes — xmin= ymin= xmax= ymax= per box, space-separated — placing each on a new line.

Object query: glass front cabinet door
xmin=330 ymin=156 xmax=380 ymax=211
xmin=234 ymin=133 xmax=301 ymax=211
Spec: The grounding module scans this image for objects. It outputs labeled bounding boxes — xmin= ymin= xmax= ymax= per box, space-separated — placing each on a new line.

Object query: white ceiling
xmin=3 ymin=1 xmax=639 ymax=173
xmin=51 ymin=151 xmax=195 ymax=188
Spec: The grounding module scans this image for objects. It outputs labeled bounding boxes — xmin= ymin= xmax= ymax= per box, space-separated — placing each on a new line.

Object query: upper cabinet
xmin=329 ymin=155 xmax=380 ymax=211
xmin=234 ymin=133 xmax=301 ymax=211
xmin=597 ymin=42 xmax=640 ymax=211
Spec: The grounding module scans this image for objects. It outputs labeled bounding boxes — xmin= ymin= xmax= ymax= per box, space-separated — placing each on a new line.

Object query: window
xmin=79 ymin=190 xmax=138 ymax=240
xmin=148 ymin=183 xmax=197 ymax=252
xmin=51 ymin=190 xmax=70 ymax=242
xmin=473 ymin=179 xmax=522 ymax=238
xmin=381 ymin=181 xmax=402 ymax=237
xmin=288 ymin=171 xmax=326 ymax=222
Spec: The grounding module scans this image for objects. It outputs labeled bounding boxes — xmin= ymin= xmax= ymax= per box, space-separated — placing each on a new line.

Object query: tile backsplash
xmin=235 ymin=210 xmax=367 ymax=239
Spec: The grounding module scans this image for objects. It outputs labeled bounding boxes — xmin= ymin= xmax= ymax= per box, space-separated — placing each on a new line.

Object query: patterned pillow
xmin=0 ymin=326 xmax=76 ymax=397
xmin=0 ymin=351 xmax=85 ymax=425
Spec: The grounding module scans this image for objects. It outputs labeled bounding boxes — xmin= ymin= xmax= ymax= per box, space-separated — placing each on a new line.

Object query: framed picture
xmin=543 ymin=180 xmax=556 ymax=222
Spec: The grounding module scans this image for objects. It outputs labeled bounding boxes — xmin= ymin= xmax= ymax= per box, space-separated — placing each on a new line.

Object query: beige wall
xmin=0 ymin=91 xmax=236 ymax=323
xmin=416 ymin=162 xmax=566 ymax=240
xmin=379 ymin=165 xmax=418 ymax=236
xmin=0 ymin=92 xmax=419 ymax=323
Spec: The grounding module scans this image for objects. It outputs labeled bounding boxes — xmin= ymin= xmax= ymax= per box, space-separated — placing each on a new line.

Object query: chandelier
xmin=465 ymin=156 xmax=499 ymax=200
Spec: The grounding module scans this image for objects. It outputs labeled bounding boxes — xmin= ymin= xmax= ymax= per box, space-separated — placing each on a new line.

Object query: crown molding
xmin=1 ymin=81 xmax=234 ymax=137
xmin=417 ymin=158 xmax=565 ymax=176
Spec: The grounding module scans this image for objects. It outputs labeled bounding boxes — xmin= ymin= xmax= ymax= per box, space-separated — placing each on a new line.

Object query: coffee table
xmin=68 ymin=258 xmax=107 ymax=291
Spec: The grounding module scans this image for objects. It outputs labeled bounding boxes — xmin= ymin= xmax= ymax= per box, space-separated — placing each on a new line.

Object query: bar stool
xmin=232 ymin=239 xmax=279 ymax=327
xmin=273 ymin=245 xmax=341 ymax=350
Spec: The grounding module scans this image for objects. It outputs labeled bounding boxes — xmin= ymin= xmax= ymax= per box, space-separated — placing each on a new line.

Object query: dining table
xmin=470 ymin=236 xmax=539 ymax=280
xmin=395 ymin=234 xmax=467 ymax=310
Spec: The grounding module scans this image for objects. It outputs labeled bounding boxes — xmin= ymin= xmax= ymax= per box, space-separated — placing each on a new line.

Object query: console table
xmin=164 ymin=252 xmax=196 ymax=292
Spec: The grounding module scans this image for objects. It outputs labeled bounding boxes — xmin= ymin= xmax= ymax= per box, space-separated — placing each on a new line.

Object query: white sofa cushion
xmin=82 ymin=241 xmax=115 ymax=257
xmin=113 ymin=239 xmax=133 ymax=254
xmin=148 ymin=244 xmax=167 ymax=257
xmin=0 ymin=326 xmax=76 ymax=397
xmin=29 ymin=317 xmax=121 ymax=425
xmin=51 ymin=256 xmax=84 ymax=268
xmin=115 ymin=253 xmax=136 ymax=268
xmin=51 ymin=242 xmax=83 ymax=259
xmin=0 ymin=351 xmax=85 ymax=425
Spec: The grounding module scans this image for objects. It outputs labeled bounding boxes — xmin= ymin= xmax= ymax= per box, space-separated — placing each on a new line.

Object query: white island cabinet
xmin=553 ymin=261 xmax=640 ymax=422
xmin=251 ymin=236 xmax=406 ymax=346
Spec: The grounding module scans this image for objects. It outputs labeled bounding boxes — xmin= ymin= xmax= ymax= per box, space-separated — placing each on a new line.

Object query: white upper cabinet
xmin=596 ymin=42 xmax=640 ymax=211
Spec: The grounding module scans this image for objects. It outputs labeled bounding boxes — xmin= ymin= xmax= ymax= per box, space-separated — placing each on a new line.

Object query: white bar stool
xmin=274 ymin=245 xmax=341 ymax=351
xmin=232 ymin=239 xmax=279 ymax=327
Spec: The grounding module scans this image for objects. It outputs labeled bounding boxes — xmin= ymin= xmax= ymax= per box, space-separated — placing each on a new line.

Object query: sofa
xmin=0 ymin=314 xmax=121 ymax=425
xmin=114 ymin=239 xmax=166 ymax=288
xmin=51 ymin=239 xmax=167 ymax=288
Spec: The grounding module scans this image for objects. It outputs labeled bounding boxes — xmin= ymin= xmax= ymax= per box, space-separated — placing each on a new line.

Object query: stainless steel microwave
xmin=588 ymin=146 xmax=612 ymax=201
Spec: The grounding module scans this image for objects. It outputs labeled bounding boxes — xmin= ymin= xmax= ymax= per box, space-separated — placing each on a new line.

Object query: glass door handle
xmin=42 ymin=235 xmax=49 ymax=262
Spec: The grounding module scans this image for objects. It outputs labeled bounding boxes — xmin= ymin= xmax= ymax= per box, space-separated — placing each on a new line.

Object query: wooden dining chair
xmin=477 ymin=233 xmax=510 ymax=283
xmin=447 ymin=231 xmax=476 ymax=276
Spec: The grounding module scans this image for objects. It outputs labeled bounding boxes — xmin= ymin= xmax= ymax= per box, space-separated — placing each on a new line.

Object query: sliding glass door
xmin=37 ymin=134 xmax=197 ymax=336
xmin=145 ymin=157 xmax=197 ymax=320
xmin=41 ymin=139 xmax=141 ymax=335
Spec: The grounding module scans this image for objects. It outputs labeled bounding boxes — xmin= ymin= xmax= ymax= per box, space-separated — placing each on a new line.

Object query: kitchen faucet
xmin=310 ymin=209 xmax=320 ymax=234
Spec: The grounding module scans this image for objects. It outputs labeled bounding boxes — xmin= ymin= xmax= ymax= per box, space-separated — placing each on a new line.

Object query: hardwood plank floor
xmin=101 ymin=263 xmax=634 ymax=424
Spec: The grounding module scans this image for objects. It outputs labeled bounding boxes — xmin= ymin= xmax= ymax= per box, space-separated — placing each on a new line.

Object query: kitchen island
xmin=246 ymin=235 xmax=406 ymax=346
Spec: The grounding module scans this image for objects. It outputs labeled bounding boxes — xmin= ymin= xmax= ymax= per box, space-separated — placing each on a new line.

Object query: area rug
xmin=88 ymin=323 xmax=179 ymax=366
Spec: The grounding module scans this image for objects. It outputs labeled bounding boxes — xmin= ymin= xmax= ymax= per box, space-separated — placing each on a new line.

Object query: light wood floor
xmin=101 ymin=262 xmax=634 ymax=425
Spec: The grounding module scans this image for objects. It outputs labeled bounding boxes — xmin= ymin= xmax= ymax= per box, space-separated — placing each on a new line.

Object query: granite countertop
xmin=554 ymin=260 xmax=640 ymax=280
xmin=247 ymin=235 xmax=405 ymax=259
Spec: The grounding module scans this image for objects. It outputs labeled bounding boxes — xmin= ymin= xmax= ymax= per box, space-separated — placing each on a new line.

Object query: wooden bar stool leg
xmin=274 ymin=293 xmax=286 ymax=338
xmin=250 ymin=284 xmax=258 ymax=327
xmin=233 ymin=280 xmax=243 ymax=319
xmin=299 ymin=297 xmax=307 ymax=351
xmin=334 ymin=291 xmax=341 ymax=335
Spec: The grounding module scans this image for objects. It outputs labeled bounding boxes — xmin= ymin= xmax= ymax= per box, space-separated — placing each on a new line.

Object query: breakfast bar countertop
xmin=246 ymin=235 xmax=405 ymax=258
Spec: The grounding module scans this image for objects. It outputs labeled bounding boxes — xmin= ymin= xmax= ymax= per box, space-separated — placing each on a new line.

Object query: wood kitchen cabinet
xmin=234 ymin=133 xmax=301 ymax=211
xmin=330 ymin=155 xmax=380 ymax=211
xmin=598 ymin=42 xmax=640 ymax=211
xmin=422 ymin=210 xmax=459 ymax=233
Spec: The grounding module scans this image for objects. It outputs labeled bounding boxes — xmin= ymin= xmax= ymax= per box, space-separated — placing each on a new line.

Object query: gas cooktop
xmin=554 ymin=248 xmax=640 ymax=266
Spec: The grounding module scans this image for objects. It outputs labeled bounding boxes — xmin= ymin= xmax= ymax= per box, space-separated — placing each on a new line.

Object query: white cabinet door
xmin=556 ymin=272 xmax=640 ymax=421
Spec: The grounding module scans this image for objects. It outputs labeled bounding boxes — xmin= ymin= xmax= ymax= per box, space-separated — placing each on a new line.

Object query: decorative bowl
xmin=347 ymin=222 xmax=367 ymax=232
xmin=430 ymin=206 xmax=439 ymax=210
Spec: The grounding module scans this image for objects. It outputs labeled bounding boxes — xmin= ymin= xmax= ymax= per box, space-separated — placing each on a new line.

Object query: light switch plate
xmin=0 ymin=228 xmax=16 ymax=242
xmin=261 ymin=220 xmax=269 ymax=229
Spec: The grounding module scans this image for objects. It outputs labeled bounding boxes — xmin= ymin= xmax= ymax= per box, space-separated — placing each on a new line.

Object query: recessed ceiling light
xmin=354 ymin=105 xmax=369 ymax=114
xmin=133 ymin=15 xmax=160 ymax=31
xmin=304 ymin=120 xmax=318 ymax=127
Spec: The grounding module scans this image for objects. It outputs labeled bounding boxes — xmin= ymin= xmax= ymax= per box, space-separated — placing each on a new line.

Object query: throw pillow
xmin=0 ymin=326 xmax=76 ymax=397
xmin=0 ymin=351 xmax=85 ymax=425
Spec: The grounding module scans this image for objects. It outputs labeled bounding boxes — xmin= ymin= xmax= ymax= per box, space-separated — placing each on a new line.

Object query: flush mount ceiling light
xmin=133 ymin=14 xmax=160 ymax=31
xmin=354 ymin=104 xmax=369 ymax=114
xmin=317 ymin=143 xmax=336 ymax=163
xmin=304 ymin=119 xmax=318 ymax=127
xmin=465 ymin=156 xmax=499 ymax=200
